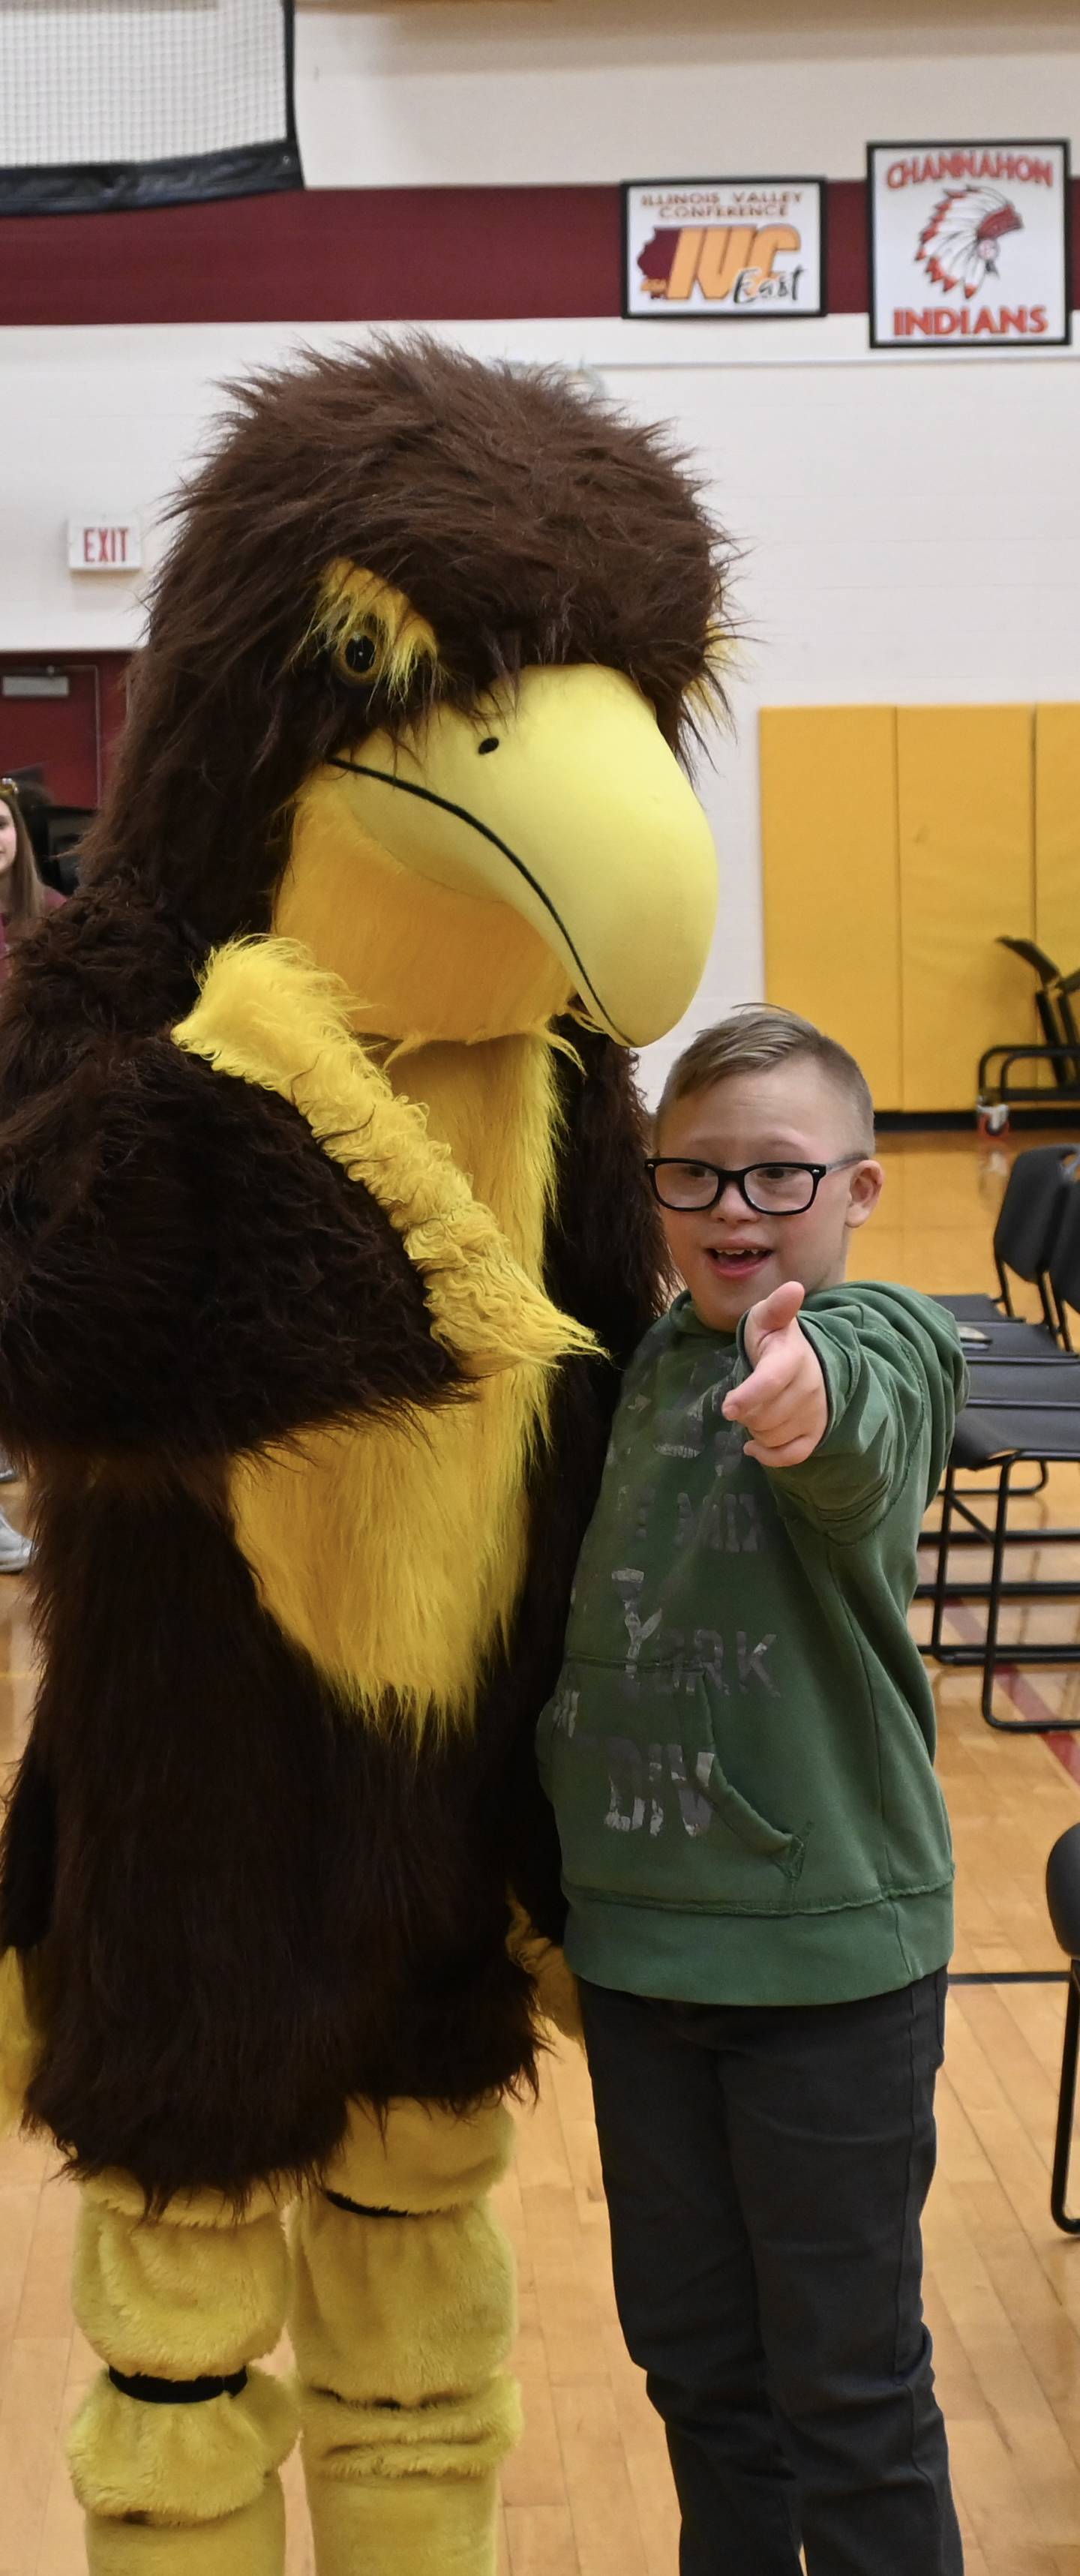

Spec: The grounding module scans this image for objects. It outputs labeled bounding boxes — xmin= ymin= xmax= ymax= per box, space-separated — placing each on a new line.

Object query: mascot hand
xmin=0 ymin=1950 xmax=39 ymax=2138
xmin=175 ymin=937 xmax=600 ymax=1380
xmin=508 ymin=1903 xmax=584 ymax=2047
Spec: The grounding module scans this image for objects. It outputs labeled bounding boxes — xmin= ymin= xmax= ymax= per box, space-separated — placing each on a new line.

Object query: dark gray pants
xmin=580 ymin=1972 xmax=963 ymax=2576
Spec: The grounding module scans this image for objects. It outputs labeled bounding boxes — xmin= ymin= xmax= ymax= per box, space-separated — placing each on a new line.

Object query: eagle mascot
xmin=0 ymin=340 xmax=725 ymax=2576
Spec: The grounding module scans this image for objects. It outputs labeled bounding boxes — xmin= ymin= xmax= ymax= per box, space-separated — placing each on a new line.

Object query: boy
xmin=538 ymin=1005 xmax=966 ymax=2576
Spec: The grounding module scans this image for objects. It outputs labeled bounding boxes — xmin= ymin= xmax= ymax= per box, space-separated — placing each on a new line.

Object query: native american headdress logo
xmin=916 ymin=185 xmax=1023 ymax=298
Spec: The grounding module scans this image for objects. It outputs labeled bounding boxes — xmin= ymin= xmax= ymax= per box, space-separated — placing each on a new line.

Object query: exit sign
xmin=68 ymin=517 xmax=142 ymax=571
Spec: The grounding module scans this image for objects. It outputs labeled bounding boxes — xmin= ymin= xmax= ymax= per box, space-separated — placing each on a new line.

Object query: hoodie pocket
xmin=694 ymin=1670 xmax=806 ymax=1879
xmin=539 ymin=1660 xmax=807 ymax=1912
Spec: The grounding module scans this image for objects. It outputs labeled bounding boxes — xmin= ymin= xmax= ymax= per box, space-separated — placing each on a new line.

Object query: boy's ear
xmin=844 ymin=1157 xmax=885 ymax=1232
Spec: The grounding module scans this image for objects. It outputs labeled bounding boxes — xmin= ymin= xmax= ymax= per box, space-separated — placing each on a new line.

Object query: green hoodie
xmin=537 ymin=1283 xmax=966 ymax=2008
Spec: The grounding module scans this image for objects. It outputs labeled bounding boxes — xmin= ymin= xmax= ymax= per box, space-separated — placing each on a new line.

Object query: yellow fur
xmin=279 ymin=774 xmax=572 ymax=1048
xmin=74 ymin=2197 xmax=290 ymax=2380
xmin=0 ymin=1944 xmax=39 ymax=2134
xmin=306 ymin=2473 xmax=505 ymax=2576
xmin=302 ymin=2374 xmax=520 ymax=2483
xmin=506 ymin=1903 xmax=584 ymax=2044
xmin=80 ymin=2169 xmax=286 ymax=2230
xmin=71 ymin=2176 xmax=296 ymax=2534
xmin=292 ymin=2191 xmax=518 ymax=2458
xmin=84 ymin=2480 xmax=285 ymax=2576
xmin=293 ymin=2097 xmax=518 ymax=2576
xmin=302 ymin=562 xmax=438 ymax=702
xmin=320 ymin=2093 xmax=513 ymax=2215
xmin=69 ymin=2368 xmax=296 ymax=2524
xmin=174 ymin=940 xmax=596 ymax=1726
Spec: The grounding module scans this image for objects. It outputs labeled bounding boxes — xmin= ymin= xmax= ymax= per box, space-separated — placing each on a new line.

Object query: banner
xmin=868 ymin=140 xmax=1071 ymax=349
xmin=622 ymin=179 xmax=825 ymax=321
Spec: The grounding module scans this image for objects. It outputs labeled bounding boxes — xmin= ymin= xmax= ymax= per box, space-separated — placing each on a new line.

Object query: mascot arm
xmin=0 ymin=936 xmax=591 ymax=1462
xmin=0 ymin=1032 xmax=463 ymax=1460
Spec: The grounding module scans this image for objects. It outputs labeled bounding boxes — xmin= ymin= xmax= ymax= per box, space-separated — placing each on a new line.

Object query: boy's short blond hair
xmin=656 ymin=1006 xmax=875 ymax=1150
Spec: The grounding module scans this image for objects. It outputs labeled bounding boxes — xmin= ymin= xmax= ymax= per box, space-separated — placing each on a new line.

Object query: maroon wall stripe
xmin=0 ymin=186 xmax=620 ymax=327
xmin=0 ymin=178 xmax=1076 ymax=330
xmin=824 ymin=179 xmax=868 ymax=319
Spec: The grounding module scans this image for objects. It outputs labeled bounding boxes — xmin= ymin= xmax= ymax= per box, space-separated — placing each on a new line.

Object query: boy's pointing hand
xmin=722 ymin=1281 xmax=828 ymax=1468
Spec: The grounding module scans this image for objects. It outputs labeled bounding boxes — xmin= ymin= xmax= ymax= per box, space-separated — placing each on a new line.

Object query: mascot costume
xmin=0 ymin=340 xmax=724 ymax=2575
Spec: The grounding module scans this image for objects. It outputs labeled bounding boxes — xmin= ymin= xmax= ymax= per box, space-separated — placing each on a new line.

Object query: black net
xmin=0 ymin=0 xmax=301 ymax=214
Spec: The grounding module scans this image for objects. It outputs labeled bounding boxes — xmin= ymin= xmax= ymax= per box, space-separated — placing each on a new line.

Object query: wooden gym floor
xmin=4 ymin=1127 xmax=1080 ymax=2575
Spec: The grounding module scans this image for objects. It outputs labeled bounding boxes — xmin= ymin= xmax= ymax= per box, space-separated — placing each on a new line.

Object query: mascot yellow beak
xmin=328 ymin=665 xmax=717 ymax=1047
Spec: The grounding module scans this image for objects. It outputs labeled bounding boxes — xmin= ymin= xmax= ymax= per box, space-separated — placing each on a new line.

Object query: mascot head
xmin=88 ymin=339 xmax=730 ymax=1048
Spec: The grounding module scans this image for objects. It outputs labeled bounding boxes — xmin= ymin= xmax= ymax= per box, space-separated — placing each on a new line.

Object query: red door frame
xmin=0 ymin=651 xmax=133 ymax=805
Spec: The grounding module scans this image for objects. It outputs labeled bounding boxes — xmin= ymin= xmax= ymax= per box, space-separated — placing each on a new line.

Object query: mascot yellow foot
xmin=68 ymin=2171 xmax=296 ymax=2576
xmin=291 ymin=2097 xmax=519 ymax=2576
xmin=74 ymin=2484 xmax=285 ymax=2576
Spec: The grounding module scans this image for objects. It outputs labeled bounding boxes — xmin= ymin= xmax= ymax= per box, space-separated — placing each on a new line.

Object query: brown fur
xmin=0 ymin=342 xmax=719 ymax=2200
xmin=0 ymin=975 xmax=464 ymax=1468
xmin=80 ymin=340 xmax=730 ymax=948
xmin=0 ymin=1029 xmax=658 ymax=2205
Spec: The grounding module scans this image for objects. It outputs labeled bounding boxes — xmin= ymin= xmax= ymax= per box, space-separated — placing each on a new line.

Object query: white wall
xmin=2 ymin=1 xmax=1079 ymax=1090
xmin=296 ymin=0 xmax=1080 ymax=188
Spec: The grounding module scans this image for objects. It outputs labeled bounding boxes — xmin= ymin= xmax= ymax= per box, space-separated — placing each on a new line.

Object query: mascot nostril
xmin=0 ymin=337 xmax=730 ymax=2576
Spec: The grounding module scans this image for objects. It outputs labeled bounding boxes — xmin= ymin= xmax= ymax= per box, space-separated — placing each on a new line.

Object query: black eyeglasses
xmin=646 ymin=1156 xmax=865 ymax=1216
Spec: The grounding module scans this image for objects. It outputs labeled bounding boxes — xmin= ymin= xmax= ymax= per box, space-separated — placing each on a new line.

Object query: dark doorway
xmin=0 ymin=652 xmax=132 ymax=805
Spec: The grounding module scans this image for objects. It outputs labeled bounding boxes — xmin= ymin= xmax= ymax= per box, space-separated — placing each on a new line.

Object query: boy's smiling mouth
xmin=704 ymin=1242 xmax=772 ymax=1280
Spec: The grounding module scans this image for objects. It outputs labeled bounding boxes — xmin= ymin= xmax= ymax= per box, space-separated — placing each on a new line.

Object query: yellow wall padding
xmin=896 ymin=706 xmax=1034 ymax=1111
xmin=1035 ymin=705 xmax=1080 ymax=976
xmin=760 ymin=706 xmax=902 ymax=1109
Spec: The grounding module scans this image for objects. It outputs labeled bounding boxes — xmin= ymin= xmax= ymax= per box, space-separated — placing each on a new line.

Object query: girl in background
xmin=0 ymin=778 xmax=63 ymax=956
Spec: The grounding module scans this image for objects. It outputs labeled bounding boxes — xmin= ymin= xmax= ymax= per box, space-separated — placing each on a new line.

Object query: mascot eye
xmin=343 ymin=632 xmax=379 ymax=679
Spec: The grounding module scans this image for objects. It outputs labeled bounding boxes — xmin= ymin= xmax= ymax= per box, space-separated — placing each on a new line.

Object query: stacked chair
xmin=924 ymin=1146 xmax=1080 ymax=1729
xmin=948 ymin=1165 xmax=1080 ymax=2232
xmin=977 ymin=939 xmax=1080 ymax=1124
xmin=937 ymin=1139 xmax=1078 ymax=1346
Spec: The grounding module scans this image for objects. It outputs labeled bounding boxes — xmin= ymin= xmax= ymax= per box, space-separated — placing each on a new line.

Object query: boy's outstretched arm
xmin=724 ymin=1278 xmax=965 ymax=1537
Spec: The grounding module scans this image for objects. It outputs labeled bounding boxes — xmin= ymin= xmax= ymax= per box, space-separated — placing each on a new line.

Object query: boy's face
xmin=653 ymin=1061 xmax=884 ymax=1333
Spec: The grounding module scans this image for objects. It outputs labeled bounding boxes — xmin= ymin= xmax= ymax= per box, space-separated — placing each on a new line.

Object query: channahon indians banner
xmin=868 ymin=140 xmax=1072 ymax=348
xmin=622 ymin=180 xmax=824 ymax=320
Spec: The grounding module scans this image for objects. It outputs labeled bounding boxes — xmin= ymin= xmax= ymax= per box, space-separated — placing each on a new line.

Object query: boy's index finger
xmin=742 ymin=1278 xmax=806 ymax=1363
xmin=722 ymin=1335 xmax=800 ymax=1423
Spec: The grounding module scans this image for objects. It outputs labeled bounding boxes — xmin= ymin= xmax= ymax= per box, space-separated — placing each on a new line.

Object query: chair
xmin=1046 ymin=1822 xmax=1080 ymax=2231
xmin=923 ymin=1186 xmax=1080 ymax=1727
xmin=978 ymin=939 xmax=1080 ymax=1117
xmin=926 ymin=1189 xmax=1080 ymax=1726
xmin=934 ymin=1141 xmax=1078 ymax=1346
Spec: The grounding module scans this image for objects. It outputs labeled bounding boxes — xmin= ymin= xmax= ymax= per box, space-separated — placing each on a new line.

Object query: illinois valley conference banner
xmin=868 ymin=141 xmax=1071 ymax=346
xmin=622 ymin=181 xmax=824 ymax=320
